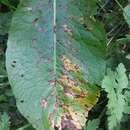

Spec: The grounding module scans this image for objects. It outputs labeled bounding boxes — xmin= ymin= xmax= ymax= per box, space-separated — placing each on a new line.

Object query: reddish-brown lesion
xmin=54 ymin=105 xmax=86 ymax=130
xmin=62 ymin=24 xmax=74 ymax=36
xmin=40 ymin=99 xmax=48 ymax=108
xmin=60 ymin=55 xmax=80 ymax=72
xmin=79 ymin=16 xmax=85 ymax=24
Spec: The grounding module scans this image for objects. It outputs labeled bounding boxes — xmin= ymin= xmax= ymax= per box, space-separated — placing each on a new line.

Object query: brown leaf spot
xmin=63 ymin=24 xmax=73 ymax=36
xmin=48 ymin=80 xmax=56 ymax=86
xmin=37 ymin=28 xmax=44 ymax=32
xmin=79 ymin=16 xmax=84 ymax=24
xmin=60 ymin=55 xmax=80 ymax=72
xmin=69 ymin=15 xmax=75 ymax=20
xmin=32 ymin=18 xmax=39 ymax=25
xmin=40 ymin=99 xmax=48 ymax=108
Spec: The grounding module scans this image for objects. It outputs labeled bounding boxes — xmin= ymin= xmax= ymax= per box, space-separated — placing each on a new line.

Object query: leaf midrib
xmin=53 ymin=0 xmax=56 ymax=79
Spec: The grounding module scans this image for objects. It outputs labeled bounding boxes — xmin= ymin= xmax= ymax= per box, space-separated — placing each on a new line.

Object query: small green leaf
xmin=126 ymin=54 xmax=130 ymax=59
xmin=0 ymin=95 xmax=7 ymax=102
xmin=124 ymin=4 xmax=130 ymax=28
xmin=117 ymin=35 xmax=130 ymax=45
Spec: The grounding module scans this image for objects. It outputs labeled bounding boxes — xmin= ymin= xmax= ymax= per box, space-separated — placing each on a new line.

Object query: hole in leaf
xmin=20 ymin=100 xmax=24 ymax=103
xmin=13 ymin=60 xmax=16 ymax=63
xmin=20 ymin=74 xmax=24 ymax=77
xmin=11 ymin=64 xmax=15 ymax=68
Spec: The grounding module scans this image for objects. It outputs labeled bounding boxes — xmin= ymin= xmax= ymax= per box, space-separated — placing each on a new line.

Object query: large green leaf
xmin=6 ymin=0 xmax=107 ymax=130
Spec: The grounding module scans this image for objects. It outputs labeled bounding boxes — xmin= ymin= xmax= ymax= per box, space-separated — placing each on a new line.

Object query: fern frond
xmin=84 ymin=119 xmax=100 ymax=130
xmin=0 ymin=112 xmax=10 ymax=130
xmin=123 ymin=74 xmax=130 ymax=115
xmin=102 ymin=63 xmax=128 ymax=130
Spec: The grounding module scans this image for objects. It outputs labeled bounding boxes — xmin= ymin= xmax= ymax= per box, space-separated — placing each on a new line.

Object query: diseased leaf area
xmin=0 ymin=0 xmax=130 ymax=130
